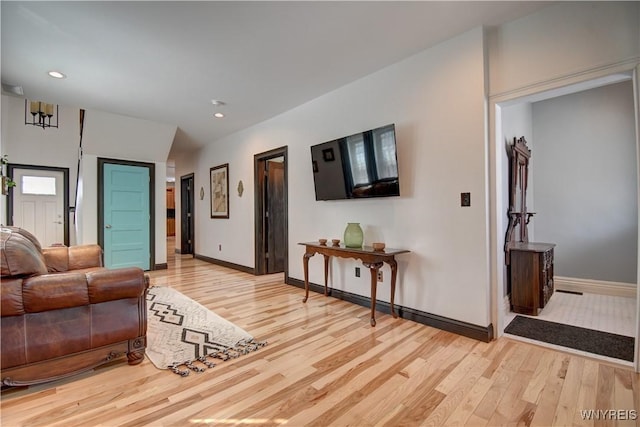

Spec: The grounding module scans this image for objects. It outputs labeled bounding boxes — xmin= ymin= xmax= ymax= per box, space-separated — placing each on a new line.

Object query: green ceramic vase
xmin=344 ymin=222 xmax=363 ymax=248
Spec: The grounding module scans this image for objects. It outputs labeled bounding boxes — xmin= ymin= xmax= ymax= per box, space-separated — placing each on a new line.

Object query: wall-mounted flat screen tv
xmin=311 ymin=124 xmax=400 ymax=200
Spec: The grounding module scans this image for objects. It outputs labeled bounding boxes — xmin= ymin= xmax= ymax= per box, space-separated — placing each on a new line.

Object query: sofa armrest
xmin=1 ymin=277 xmax=26 ymax=316
xmin=87 ymin=267 xmax=148 ymax=303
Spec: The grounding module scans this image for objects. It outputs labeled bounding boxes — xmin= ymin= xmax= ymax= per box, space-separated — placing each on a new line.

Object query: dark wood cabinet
xmin=166 ymin=188 xmax=175 ymax=236
xmin=510 ymin=242 xmax=555 ymax=315
xmin=504 ymin=137 xmax=556 ymax=316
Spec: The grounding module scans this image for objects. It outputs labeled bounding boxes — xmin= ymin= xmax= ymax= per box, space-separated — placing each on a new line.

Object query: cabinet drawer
xmin=543 ymin=249 xmax=554 ymax=270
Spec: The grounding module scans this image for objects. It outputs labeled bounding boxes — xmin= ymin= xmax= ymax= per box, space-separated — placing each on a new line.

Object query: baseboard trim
xmin=555 ymin=276 xmax=636 ymax=298
xmin=194 ymin=254 xmax=255 ymax=275
xmin=286 ymin=277 xmax=493 ymax=342
xmin=154 ymin=263 xmax=168 ymax=270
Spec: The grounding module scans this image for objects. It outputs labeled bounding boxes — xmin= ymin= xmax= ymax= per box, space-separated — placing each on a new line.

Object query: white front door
xmin=12 ymin=168 xmax=65 ymax=246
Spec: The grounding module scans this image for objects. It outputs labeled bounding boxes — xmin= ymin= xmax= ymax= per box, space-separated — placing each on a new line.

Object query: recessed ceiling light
xmin=211 ymin=99 xmax=226 ymax=106
xmin=48 ymin=71 xmax=66 ymax=79
xmin=213 ymin=112 xmax=225 ymax=118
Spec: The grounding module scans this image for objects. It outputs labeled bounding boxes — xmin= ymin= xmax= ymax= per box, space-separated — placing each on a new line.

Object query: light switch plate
xmin=461 ymin=192 xmax=471 ymax=207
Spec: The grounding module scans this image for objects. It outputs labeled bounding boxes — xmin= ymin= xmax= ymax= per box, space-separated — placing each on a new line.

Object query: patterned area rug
xmin=146 ymin=286 xmax=267 ymax=376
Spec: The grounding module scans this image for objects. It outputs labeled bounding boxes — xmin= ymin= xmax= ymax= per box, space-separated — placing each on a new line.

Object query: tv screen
xmin=311 ymin=124 xmax=400 ymax=200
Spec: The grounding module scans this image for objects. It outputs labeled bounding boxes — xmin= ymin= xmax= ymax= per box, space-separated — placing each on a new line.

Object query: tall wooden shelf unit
xmin=166 ymin=187 xmax=175 ymax=236
xmin=505 ymin=137 xmax=555 ymax=316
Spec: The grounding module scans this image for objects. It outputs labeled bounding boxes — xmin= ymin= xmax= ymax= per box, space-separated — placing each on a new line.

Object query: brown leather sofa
xmin=0 ymin=226 xmax=148 ymax=386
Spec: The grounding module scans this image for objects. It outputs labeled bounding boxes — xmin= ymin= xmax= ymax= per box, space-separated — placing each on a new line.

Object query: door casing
xmin=6 ymin=163 xmax=70 ymax=246
xmin=266 ymin=160 xmax=285 ymax=273
xmin=254 ymin=146 xmax=288 ymax=278
xmin=98 ymin=157 xmax=155 ymax=270
xmin=180 ymin=173 xmax=195 ymax=255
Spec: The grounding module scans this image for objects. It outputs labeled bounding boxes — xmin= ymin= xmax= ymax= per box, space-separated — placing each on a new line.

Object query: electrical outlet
xmin=355 ymin=267 xmax=360 ymax=277
xmin=461 ymin=192 xmax=471 ymax=207
xmin=377 ymin=270 xmax=383 ymax=282
xmin=218 ymin=244 xmax=222 ymax=251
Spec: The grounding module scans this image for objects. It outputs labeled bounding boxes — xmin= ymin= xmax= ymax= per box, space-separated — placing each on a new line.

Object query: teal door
xmin=103 ymin=163 xmax=151 ymax=270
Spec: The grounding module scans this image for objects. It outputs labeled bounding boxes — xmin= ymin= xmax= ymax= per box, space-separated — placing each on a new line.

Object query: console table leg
xmin=370 ymin=269 xmax=377 ymax=326
xmin=323 ymin=255 xmax=330 ymax=296
xmin=364 ymin=261 xmax=383 ymax=327
xmin=389 ymin=259 xmax=398 ymax=319
xmin=303 ymin=253 xmax=312 ymax=303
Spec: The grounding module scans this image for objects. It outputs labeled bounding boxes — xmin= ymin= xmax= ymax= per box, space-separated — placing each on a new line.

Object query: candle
xmin=30 ymin=101 xmax=39 ymax=114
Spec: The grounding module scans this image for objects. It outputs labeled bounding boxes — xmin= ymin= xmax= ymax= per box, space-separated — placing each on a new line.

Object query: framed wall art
xmin=210 ymin=163 xmax=229 ymax=218
xmin=322 ymin=147 xmax=335 ymax=162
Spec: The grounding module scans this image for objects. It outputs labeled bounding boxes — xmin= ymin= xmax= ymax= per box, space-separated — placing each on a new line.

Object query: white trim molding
xmin=503 ymin=294 xmax=511 ymax=317
xmin=489 ymin=56 xmax=640 ymax=104
xmin=555 ymin=276 xmax=637 ymax=299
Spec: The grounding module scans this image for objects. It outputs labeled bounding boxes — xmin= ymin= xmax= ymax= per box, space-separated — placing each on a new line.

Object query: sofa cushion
xmin=42 ymin=246 xmax=70 ymax=273
xmin=43 ymin=244 xmax=103 ymax=273
xmin=68 ymin=244 xmax=103 ymax=270
xmin=0 ymin=228 xmax=48 ymax=277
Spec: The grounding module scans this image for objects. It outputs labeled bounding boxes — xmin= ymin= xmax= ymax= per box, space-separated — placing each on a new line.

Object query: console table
xmin=299 ymin=242 xmax=410 ymax=326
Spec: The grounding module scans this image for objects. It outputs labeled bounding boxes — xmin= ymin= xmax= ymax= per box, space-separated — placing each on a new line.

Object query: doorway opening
xmin=180 ymin=173 xmax=195 ymax=255
xmin=254 ymin=146 xmax=288 ymax=278
xmin=6 ymin=164 xmax=70 ymax=246
xmin=98 ymin=158 xmax=155 ymax=270
xmin=492 ymin=71 xmax=639 ymax=369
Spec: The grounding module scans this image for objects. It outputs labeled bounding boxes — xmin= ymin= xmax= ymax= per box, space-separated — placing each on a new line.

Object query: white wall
xmin=181 ymin=2 xmax=640 ymax=329
xmin=2 ymin=96 xmax=177 ymax=267
xmin=1 ymin=95 xmax=81 ymax=241
xmin=79 ymin=110 xmax=176 ymax=266
xmin=1 ymin=95 xmax=11 ymax=225
xmin=82 ymin=110 xmax=176 ymax=163
xmin=532 ymin=81 xmax=637 ymax=283
xmin=489 ymin=2 xmax=640 ymax=97
xmin=487 ymin=1 xmax=640 ymax=344
xmin=188 ymin=28 xmax=491 ymax=327
xmin=173 ymin=150 xmax=198 ymax=251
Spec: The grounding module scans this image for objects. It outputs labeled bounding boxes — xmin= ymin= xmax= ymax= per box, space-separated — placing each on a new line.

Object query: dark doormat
xmin=505 ymin=315 xmax=635 ymax=362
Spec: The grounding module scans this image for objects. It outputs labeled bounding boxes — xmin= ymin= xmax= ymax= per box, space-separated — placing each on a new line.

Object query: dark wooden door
xmin=180 ymin=174 xmax=194 ymax=255
xmin=266 ymin=161 xmax=285 ymax=273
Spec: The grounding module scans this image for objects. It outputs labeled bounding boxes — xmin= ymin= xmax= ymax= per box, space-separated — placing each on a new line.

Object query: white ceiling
xmin=1 ymin=1 xmax=550 ymax=158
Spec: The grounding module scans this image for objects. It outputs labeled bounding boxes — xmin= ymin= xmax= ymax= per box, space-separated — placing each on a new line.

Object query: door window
xmin=21 ymin=176 xmax=57 ymax=195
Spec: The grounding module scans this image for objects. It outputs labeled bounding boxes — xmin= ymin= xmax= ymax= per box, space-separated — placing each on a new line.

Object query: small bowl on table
xmin=372 ymin=242 xmax=386 ymax=252
xmin=331 ymin=239 xmax=340 ymax=246
xmin=318 ymin=238 xmax=327 ymax=245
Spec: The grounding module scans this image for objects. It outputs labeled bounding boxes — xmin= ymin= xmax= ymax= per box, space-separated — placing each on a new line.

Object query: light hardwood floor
xmin=1 ymin=253 xmax=639 ymax=426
